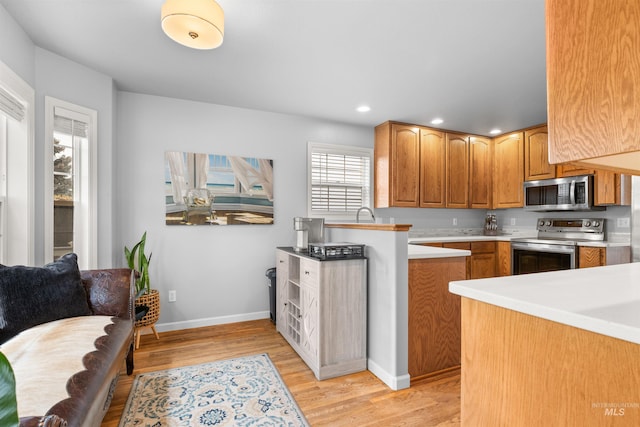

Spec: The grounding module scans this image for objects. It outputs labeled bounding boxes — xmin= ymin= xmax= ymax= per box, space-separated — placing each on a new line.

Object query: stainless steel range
xmin=511 ymin=218 xmax=605 ymax=275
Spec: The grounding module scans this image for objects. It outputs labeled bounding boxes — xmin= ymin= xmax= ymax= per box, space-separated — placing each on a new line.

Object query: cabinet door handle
xmin=279 ymin=260 xmax=284 ymax=263
xmin=304 ymin=271 xmax=310 ymax=275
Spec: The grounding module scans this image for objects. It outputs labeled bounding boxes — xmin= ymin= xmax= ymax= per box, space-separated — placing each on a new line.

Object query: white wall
xmin=33 ymin=48 xmax=116 ymax=267
xmin=495 ymin=205 xmax=632 ymax=235
xmin=116 ymin=92 xmax=372 ymax=330
xmin=377 ymin=205 xmax=632 ymax=234
xmin=375 ymin=207 xmax=486 ymax=230
xmin=0 ymin=5 xmax=34 ymax=88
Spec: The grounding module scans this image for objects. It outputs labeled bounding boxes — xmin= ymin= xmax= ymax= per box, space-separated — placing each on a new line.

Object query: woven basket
xmin=135 ymin=289 xmax=160 ymax=328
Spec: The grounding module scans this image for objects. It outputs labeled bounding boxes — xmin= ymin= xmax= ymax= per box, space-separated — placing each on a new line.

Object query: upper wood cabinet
xmin=594 ymin=170 xmax=631 ymax=206
xmin=546 ymin=0 xmax=640 ymax=174
xmin=420 ymin=128 xmax=446 ymax=208
xmin=375 ymin=122 xmax=471 ymax=208
xmin=493 ymin=132 xmax=524 ymax=208
xmin=374 ymin=122 xmax=420 ymax=207
xmin=524 ymin=125 xmax=555 ymax=181
xmin=469 ymin=136 xmax=493 ymax=208
xmin=446 ymin=133 xmax=469 ymax=208
xmin=556 ymin=163 xmax=594 ymax=178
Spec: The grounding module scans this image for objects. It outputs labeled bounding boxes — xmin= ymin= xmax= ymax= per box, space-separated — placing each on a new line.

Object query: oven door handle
xmin=569 ymin=180 xmax=576 ymax=205
xmin=511 ymin=242 xmax=576 ymax=254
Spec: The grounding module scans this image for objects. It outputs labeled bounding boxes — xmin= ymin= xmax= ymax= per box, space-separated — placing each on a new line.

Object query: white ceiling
xmin=0 ymin=0 xmax=547 ymax=136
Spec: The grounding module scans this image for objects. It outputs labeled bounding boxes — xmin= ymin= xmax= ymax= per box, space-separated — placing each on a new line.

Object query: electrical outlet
xmin=168 ymin=290 xmax=177 ymax=302
xmin=452 ymin=218 xmax=458 ymax=226
xmin=510 ymin=218 xmax=516 ymax=226
xmin=617 ymin=217 xmax=630 ymax=228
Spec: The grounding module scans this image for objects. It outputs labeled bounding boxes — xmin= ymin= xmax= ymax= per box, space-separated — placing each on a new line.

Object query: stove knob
xmin=584 ymin=220 xmax=591 ymax=227
xmin=593 ymin=220 xmax=600 ymax=227
xmin=545 ymin=220 xmax=552 ymax=226
xmin=539 ymin=220 xmax=545 ymax=227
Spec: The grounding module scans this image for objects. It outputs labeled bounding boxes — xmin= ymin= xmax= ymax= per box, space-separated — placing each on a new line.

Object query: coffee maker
xmin=293 ymin=217 xmax=324 ymax=252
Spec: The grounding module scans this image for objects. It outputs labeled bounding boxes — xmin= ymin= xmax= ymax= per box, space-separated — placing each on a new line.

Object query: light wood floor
xmin=102 ymin=319 xmax=461 ymax=426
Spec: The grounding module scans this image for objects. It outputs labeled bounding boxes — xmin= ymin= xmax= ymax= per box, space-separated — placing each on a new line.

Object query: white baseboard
xmin=367 ymin=358 xmax=411 ymax=391
xmin=147 ymin=310 xmax=271 ymax=334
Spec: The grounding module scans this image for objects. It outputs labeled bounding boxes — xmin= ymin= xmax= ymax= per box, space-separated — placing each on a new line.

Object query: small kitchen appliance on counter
xmin=308 ymin=242 xmax=365 ymax=260
xmin=293 ymin=217 xmax=324 ymax=252
xmin=484 ymin=213 xmax=498 ymax=235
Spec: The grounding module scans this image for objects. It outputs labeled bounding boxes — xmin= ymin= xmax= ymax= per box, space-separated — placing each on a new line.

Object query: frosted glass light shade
xmin=161 ymin=0 xmax=224 ymax=49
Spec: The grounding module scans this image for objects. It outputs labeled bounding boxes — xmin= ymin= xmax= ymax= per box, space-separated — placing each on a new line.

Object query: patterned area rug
xmin=119 ymin=353 xmax=309 ymax=426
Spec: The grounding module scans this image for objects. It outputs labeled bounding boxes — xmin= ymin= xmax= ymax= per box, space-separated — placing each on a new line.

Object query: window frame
xmin=44 ymin=96 xmax=98 ymax=269
xmin=306 ymin=141 xmax=373 ymax=220
xmin=0 ymin=60 xmax=34 ymax=266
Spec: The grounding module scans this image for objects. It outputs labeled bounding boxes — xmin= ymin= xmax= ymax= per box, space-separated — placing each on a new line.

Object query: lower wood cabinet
xmin=469 ymin=241 xmax=496 ymax=279
xmin=460 ymin=298 xmax=640 ymax=425
xmin=578 ymin=245 xmax=630 ymax=268
xmin=578 ymin=246 xmax=605 ymax=268
xmin=496 ymin=241 xmax=512 ymax=276
xmin=436 ymin=241 xmax=497 ymax=279
xmin=408 ymin=256 xmax=466 ymax=380
xmin=275 ymin=248 xmax=367 ymax=380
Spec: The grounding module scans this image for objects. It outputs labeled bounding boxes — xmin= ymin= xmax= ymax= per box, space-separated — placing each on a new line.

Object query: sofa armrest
xmin=20 ymin=415 xmax=67 ymax=427
xmin=81 ymin=269 xmax=134 ymax=320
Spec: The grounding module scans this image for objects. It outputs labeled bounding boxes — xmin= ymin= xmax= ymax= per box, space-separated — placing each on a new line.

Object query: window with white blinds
xmin=0 ymin=85 xmax=25 ymax=122
xmin=307 ymin=142 xmax=372 ymax=218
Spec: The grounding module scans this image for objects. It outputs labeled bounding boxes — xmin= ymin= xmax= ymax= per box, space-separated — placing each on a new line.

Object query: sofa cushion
xmin=0 ymin=253 xmax=91 ymax=344
xmin=0 ymin=315 xmax=116 ymax=419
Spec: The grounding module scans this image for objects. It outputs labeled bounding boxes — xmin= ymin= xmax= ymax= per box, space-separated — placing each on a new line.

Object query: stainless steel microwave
xmin=523 ymin=175 xmax=603 ymax=211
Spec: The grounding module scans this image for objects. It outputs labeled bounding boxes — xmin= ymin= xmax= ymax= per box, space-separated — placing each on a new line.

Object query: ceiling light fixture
xmin=489 ymin=129 xmax=502 ymax=135
xmin=161 ymin=0 xmax=224 ymax=50
xmin=430 ymin=118 xmax=444 ymax=125
xmin=356 ymin=105 xmax=371 ymax=113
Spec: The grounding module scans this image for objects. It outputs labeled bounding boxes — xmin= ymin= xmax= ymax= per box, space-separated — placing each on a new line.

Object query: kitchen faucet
xmin=356 ymin=207 xmax=375 ymax=223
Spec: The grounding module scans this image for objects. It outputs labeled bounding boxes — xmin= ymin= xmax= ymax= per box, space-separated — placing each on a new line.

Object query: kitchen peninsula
xmin=450 ymin=264 xmax=640 ymax=425
xmin=324 ymin=223 xmax=470 ymax=390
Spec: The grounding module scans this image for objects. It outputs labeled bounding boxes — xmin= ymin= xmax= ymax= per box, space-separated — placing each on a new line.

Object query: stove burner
xmin=512 ymin=217 xmax=605 ymax=246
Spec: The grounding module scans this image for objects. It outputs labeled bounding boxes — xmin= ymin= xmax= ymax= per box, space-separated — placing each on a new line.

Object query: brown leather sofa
xmin=0 ymin=263 xmax=135 ymax=427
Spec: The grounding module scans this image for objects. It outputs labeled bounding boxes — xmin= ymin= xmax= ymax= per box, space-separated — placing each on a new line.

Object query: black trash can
xmin=265 ymin=267 xmax=277 ymax=324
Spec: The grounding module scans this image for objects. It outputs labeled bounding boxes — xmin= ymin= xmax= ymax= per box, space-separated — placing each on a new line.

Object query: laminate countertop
xmin=408 ymin=244 xmax=471 ymax=260
xmin=449 ymin=263 xmax=640 ymax=345
xmin=408 ymin=231 xmax=630 ymax=248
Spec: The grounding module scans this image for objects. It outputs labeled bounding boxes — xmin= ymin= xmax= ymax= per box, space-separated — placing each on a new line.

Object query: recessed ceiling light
xmin=356 ymin=105 xmax=371 ymax=113
xmin=430 ymin=118 xmax=444 ymax=125
xmin=489 ymin=129 xmax=502 ymax=135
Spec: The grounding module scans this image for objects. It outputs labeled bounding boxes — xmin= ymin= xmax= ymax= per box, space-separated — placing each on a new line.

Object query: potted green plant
xmin=125 ymin=232 xmax=160 ymax=348
xmin=125 ymin=231 xmax=152 ymax=298
xmin=0 ymin=352 xmax=19 ymax=427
